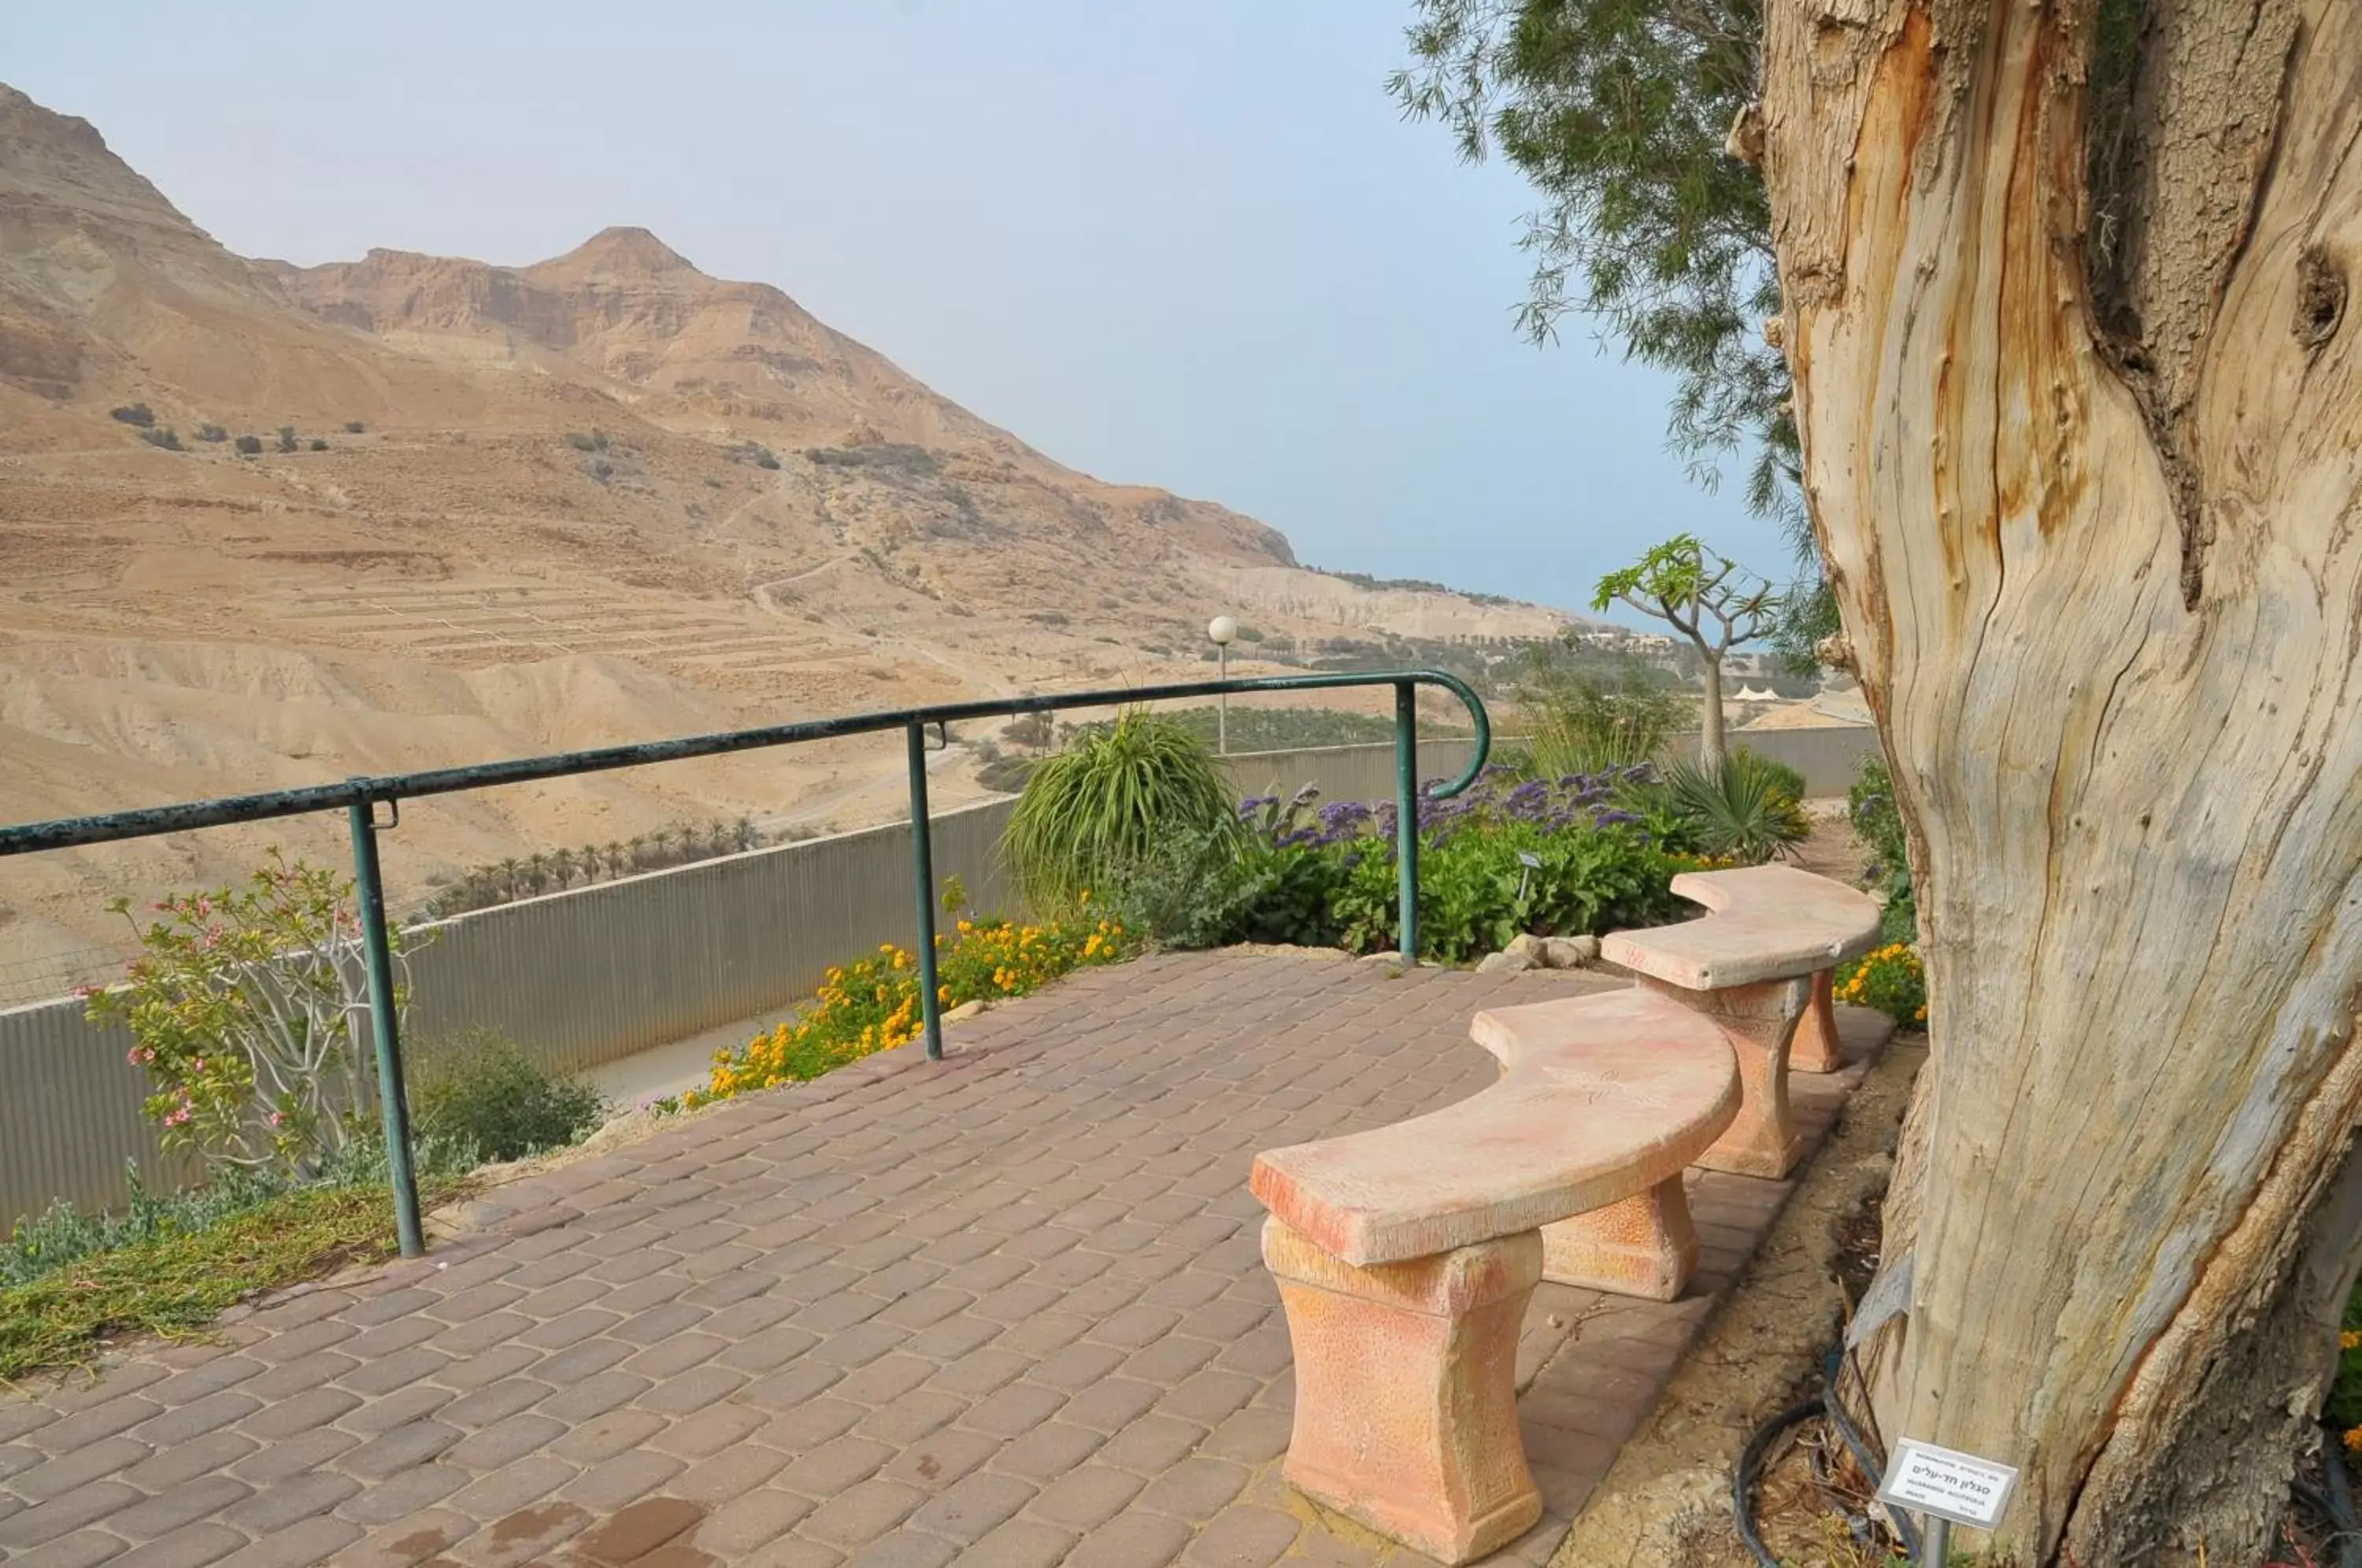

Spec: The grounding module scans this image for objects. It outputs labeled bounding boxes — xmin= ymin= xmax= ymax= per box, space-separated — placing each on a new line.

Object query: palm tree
xmin=551 ymin=848 xmax=577 ymax=889
xmin=524 ymin=853 xmax=550 ymax=895
xmin=734 ymin=815 xmax=759 ymax=852
xmin=496 ymin=858 xmax=523 ymax=902
xmin=603 ymin=841 xmax=626 ymax=879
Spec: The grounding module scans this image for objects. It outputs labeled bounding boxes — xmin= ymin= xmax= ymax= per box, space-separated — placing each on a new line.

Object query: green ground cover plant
xmin=0 ymin=1135 xmax=473 ymax=1378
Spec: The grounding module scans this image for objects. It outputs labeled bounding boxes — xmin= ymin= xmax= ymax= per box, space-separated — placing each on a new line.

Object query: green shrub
xmin=308 ymin=438 xmax=329 ymax=451
xmin=1849 ymin=753 xmax=1917 ymax=941
xmin=1001 ymin=710 xmax=1234 ymax=908
xmin=83 ymin=854 xmax=397 ymax=1181
xmin=195 ymin=423 xmax=228 ymax=442
xmin=565 ymin=431 xmax=609 ymax=453
xmin=407 ymin=1031 xmax=606 ymax=1163
xmin=234 ymin=434 xmax=263 ymax=455
xmin=1115 ymin=797 xmax=1348 ymax=951
xmin=139 ymin=427 xmax=183 ymax=451
xmin=109 ymin=402 xmax=154 ymax=427
xmin=1113 ymin=771 xmax=1696 ymax=962
xmin=276 ymin=425 xmax=299 ymax=453
xmin=343 ymin=420 xmax=365 ymax=434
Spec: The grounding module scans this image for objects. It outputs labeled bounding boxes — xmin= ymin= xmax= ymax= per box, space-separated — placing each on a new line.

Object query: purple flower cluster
xmin=1236 ymin=764 xmax=1658 ymax=852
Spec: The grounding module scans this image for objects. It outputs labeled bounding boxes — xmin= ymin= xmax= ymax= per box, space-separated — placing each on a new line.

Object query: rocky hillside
xmin=0 ymin=82 xmax=1579 ymax=994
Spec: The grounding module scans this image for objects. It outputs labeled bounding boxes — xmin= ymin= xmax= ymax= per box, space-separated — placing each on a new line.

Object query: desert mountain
xmin=0 ymin=83 xmax=1575 ymax=997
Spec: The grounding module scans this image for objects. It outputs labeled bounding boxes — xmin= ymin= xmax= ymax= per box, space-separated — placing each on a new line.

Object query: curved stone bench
xmin=1601 ymin=865 xmax=1880 ymax=1178
xmin=1248 ymin=988 xmax=1738 ymax=1564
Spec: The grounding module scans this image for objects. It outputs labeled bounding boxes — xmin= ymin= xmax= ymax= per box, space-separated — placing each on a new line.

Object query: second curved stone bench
xmin=1602 ymin=865 xmax=1881 ymax=1178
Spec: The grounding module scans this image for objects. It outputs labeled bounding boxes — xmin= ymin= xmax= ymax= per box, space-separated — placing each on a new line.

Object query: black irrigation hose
xmin=1820 ymin=1346 xmax=1924 ymax=1564
xmin=1734 ymin=1395 xmax=1827 ymax=1567
xmin=1734 ymin=1346 xmax=1925 ymax=1566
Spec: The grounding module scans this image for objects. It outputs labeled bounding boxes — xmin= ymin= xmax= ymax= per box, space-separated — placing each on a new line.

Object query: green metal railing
xmin=0 ymin=670 xmax=1490 ymax=1256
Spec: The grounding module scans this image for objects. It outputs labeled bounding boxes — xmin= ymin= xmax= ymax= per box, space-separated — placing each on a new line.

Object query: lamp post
xmin=1207 ymin=616 xmax=1238 ymax=753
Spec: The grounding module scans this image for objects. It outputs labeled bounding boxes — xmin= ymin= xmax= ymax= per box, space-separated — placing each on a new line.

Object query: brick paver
xmin=0 ymin=952 xmax=1882 ymax=1566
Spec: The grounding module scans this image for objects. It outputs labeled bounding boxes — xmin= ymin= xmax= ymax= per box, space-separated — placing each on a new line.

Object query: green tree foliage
xmin=1001 ymin=711 xmax=1235 ymax=909
xmin=1390 ymin=0 xmax=1837 ymax=665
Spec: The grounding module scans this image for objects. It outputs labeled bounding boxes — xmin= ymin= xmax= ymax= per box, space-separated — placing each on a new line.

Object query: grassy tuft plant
xmin=1001 ymin=710 xmax=1234 ymax=908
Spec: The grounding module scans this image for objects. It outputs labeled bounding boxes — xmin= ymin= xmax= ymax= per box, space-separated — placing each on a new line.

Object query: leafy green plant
xmin=234 ymin=433 xmax=263 ymax=455
xmin=1849 ymin=753 xmax=1918 ymax=942
xmin=1001 ymin=709 xmax=1234 ymax=908
xmin=1114 ymin=793 xmax=1349 ymax=950
xmin=83 ymin=852 xmax=402 ymax=1180
xmin=407 ymin=1030 xmax=607 ymax=1163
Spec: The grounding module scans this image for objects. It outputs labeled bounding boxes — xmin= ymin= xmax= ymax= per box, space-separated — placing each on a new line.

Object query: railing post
xmin=1394 ymin=681 xmax=1419 ymax=963
xmin=346 ymin=799 xmax=424 ymax=1259
xmin=907 ymin=723 xmax=944 ymax=1061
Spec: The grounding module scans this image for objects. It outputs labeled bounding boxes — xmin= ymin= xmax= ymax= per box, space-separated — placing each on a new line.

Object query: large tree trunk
xmin=1760 ymin=0 xmax=2362 ymax=1559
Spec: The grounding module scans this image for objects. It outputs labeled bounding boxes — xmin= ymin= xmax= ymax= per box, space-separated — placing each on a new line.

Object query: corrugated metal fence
xmin=0 ymin=728 xmax=1875 ymax=1228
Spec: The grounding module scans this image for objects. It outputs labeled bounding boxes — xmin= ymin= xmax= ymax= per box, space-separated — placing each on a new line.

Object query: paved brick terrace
xmin=0 ymin=952 xmax=1879 ymax=1568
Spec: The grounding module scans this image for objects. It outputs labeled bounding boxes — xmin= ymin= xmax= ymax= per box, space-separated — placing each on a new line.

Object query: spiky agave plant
xmin=1001 ymin=709 xmax=1235 ymax=910
xmin=1623 ymin=753 xmax=1812 ymax=865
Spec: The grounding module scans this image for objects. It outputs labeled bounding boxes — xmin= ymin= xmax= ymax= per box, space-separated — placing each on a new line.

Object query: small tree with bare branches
xmin=1591 ymin=534 xmax=1778 ymax=770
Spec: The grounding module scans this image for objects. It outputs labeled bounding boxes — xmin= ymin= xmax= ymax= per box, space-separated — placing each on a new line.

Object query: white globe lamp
xmin=1207 ymin=617 xmax=1238 ymax=753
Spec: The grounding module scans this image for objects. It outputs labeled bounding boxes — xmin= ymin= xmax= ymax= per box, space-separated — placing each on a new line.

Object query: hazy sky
xmin=9 ymin=1 xmax=1790 ymax=622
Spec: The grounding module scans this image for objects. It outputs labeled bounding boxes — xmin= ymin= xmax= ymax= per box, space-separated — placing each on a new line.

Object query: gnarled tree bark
xmin=1759 ymin=0 xmax=2362 ymax=1558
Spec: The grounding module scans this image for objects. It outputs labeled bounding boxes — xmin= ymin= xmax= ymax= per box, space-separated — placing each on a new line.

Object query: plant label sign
xmin=1875 ymin=1437 xmax=2019 ymax=1529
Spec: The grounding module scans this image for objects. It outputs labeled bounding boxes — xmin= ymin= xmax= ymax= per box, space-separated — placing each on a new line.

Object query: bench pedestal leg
xmin=1539 ymin=1174 xmax=1697 ymax=1301
xmin=1643 ymin=974 xmax=1809 ymax=1178
xmin=1791 ymin=968 xmax=1845 ymax=1074
xmin=1261 ymin=1216 xmax=1544 ymax=1565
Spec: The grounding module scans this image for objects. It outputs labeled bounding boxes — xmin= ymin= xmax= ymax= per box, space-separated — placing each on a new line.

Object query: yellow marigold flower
xmin=2347 ymin=1426 xmax=2362 ymax=1452
xmin=938 ymin=986 xmax=950 ymax=1002
xmin=2344 ymin=1330 xmax=2361 ymax=1351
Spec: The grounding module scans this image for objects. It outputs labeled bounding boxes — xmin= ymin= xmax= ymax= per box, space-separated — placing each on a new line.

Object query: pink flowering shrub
xmin=82 ymin=850 xmax=408 ymax=1179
